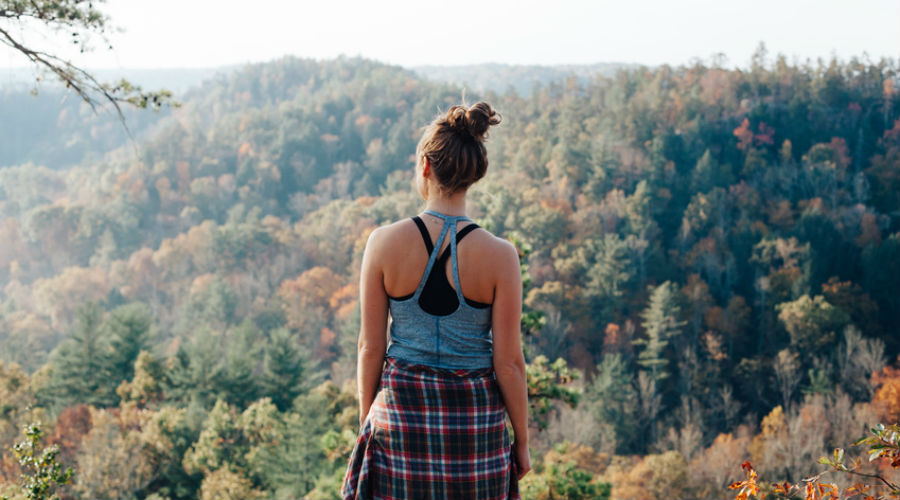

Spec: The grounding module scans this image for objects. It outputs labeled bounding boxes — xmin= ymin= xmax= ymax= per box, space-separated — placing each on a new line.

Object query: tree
xmin=605 ymin=450 xmax=688 ymax=500
xmin=106 ymin=302 xmax=153 ymax=387
xmin=776 ymin=294 xmax=850 ymax=355
xmin=183 ymin=398 xmax=282 ymax=498
xmin=0 ymin=423 xmax=74 ymax=500
xmin=518 ymin=440 xmax=611 ymax=500
xmin=587 ymin=353 xmax=639 ymax=453
xmin=72 ymin=406 xmax=155 ymax=500
xmin=41 ymin=300 xmax=117 ymax=408
xmin=116 ymin=350 xmax=165 ymax=406
xmin=587 ymin=233 xmax=632 ymax=320
xmin=730 ymin=423 xmax=900 ymax=500
xmin=772 ymin=349 xmax=800 ymax=411
xmin=691 ymin=149 xmax=733 ymax=193
xmin=216 ymin=321 xmax=261 ymax=409
xmin=261 ymin=328 xmax=309 ymax=412
xmin=197 ymin=468 xmax=263 ymax=500
xmin=182 ymin=399 xmax=248 ymax=477
xmin=525 ymin=355 xmax=581 ymax=431
xmin=254 ymin=383 xmax=355 ymax=499
xmin=634 ymin=281 xmax=686 ymax=382
xmin=0 ymin=0 xmax=176 ymax=131
xmin=0 ymin=362 xmax=35 ymax=447
xmin=163 ymin=327 xmax=225 ymax=408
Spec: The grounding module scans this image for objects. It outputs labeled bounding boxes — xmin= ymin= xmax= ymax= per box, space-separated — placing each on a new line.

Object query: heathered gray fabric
xmin=385 ymin=209 xmax=494 ymax=369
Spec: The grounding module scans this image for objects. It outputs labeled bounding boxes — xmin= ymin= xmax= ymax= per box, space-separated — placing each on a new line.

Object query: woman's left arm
xmin=357 ymin=227 xmax=389 ymax=426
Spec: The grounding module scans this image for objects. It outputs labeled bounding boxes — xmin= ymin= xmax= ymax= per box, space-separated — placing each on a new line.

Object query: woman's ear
xmin=421 ymin=156 xmax=431 ymax=178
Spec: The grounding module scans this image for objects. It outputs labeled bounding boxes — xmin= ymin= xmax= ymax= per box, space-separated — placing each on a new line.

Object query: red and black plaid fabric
xmin=341 ymin=355 xmax=521 ymax=500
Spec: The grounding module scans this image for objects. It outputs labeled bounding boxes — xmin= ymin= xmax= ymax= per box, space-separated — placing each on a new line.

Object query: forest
xmin=0 ymin=50 xmax=898 ymax=499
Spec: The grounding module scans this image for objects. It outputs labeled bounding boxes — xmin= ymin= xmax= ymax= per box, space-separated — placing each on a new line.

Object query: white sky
xmin=2 ymin=0 xmax=898 ymax=70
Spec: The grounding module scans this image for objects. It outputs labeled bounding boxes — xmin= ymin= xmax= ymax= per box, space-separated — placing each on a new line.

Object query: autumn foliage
xmin=871 ymin=363 xmax=900 ymax=423
xmin=0 ymin=50 xmax=898 ymax=499
xmin=729 ymin=423 xmax=900 ymax=500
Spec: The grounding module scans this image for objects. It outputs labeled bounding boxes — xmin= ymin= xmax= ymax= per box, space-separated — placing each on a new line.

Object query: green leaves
xmin=525 ymin=354 xmax=581 ymax=430
xmin=2 ymin=422 xmax=74 ymax=500
xmin=816 ymin=448 xmax=848 ymax=471
xmin=853 ymin=423 xmax=900 ymax=467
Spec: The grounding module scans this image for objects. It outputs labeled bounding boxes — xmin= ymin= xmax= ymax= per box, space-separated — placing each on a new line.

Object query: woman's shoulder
xmin=366 ymin=217 xmax=416 ymax=243
xmin=363 ymin=217 xmax=420 ymax=258
xmin=465 ymin=225 xmax=517 ymax=259
xmin=366 ymin=216 xmax=517 ymax=264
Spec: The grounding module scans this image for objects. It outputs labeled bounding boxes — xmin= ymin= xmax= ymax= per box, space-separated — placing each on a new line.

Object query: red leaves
xmin=733 ymin=118 xmax=776 ymax=150
xmin=755 ymin=122 xmax=775 ymax=146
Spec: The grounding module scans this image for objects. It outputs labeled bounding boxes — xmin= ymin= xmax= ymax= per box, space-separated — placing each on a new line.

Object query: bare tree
xmin=637 ymin=370 xmax=662 ymax=450
xmin=773 ymin=348 xmax=801 ymax=411
xmin=837 ymin=325 xmax=887 ymax=399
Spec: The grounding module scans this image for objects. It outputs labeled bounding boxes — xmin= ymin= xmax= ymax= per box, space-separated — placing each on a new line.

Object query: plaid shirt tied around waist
xmin=340 ymin=355 xmax=520 ymax=500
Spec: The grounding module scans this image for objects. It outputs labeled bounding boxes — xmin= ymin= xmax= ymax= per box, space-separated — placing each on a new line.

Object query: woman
xmin=340 ymin=101 xmax=531 ymax=500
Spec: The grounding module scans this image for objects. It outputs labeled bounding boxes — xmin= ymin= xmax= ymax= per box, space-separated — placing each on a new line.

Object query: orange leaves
xmin=843 ymin=482 xmax=874 ymax=499
xmin=870 ymin=364 xmax=900 ymax=423
xmin=603 ymin=323 xmax=629 ymax=355
xmin=280 ymin=266 xmax=342 ymax=311
xmin=804 ymin=482 xmax=816 ymax=500
xmin=772 ymin=480 xmax=798 ymax=497
xmin=329 ymin=283 xmax=359 ymax=321
xmin=728 ymin=461 xmax=841 ymax=500
xmin=734 ymin=423 xmax=900 ymax=500
xmin=729 ymin=461 xmax=761 ymax=500
xmin=734 ymin=118 xmax=754 ymax=151
xmin=279 ymin=266 xmax=345 ymax=332
xmin=803 ymin=480 xmax=839 ymax=500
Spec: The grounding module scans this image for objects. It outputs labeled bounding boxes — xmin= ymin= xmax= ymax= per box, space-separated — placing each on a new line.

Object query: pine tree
xmin=106 ymin=302 xmax=153 ymax=388
xmin=216 ymin=320 xmax=262 ymax=409
xmin=164 ymin=327 xmax=223 ymax=408
xmin=587 ymin=233 xmax=632 ymax=324
xmin=634 ymin=281 xmax=687 ymax=382
xmin=42 ymin=300 xmax=116 ymax=408
xmin=261 ymin=328 xmax=307 ymax=412
xmin=587 ymin=353 xmax=639 ymax=452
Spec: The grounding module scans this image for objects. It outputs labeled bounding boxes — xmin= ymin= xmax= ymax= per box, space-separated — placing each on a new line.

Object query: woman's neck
xmin=423 ymin=192 xmax=467 ymax=217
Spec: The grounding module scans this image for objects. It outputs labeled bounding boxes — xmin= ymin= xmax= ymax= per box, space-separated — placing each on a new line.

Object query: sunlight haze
xmin=1 ymin=0 xmax=897 ymax=71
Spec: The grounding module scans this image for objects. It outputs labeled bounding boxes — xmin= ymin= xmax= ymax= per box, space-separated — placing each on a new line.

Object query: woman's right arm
xmin=491 ymin=240 xmax=530 ymax=477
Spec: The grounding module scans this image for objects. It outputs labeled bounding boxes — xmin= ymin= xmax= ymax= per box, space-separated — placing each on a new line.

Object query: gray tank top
xmin=385 ymin=209 xmax=494 ymax=369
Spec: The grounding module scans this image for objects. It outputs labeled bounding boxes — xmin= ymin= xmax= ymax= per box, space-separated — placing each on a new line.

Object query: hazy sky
xmin=2 ymin=0 xmax=898 ymax=70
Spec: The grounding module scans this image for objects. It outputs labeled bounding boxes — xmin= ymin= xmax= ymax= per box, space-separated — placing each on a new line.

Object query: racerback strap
xmin=411 ymin=216 xmax=479 ymax=262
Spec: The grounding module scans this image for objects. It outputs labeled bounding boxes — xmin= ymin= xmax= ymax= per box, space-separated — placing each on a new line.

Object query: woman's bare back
xmin=378 ymin=215 xmax=507 ymax=307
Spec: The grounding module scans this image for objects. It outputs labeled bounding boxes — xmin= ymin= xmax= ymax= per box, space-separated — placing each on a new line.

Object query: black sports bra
xmin=387 ymin=216 xmax=491 ymax=315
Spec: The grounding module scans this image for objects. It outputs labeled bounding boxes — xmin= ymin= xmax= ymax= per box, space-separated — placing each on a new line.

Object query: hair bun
xmin=445 ymin=102 xmax=502 ymax=140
